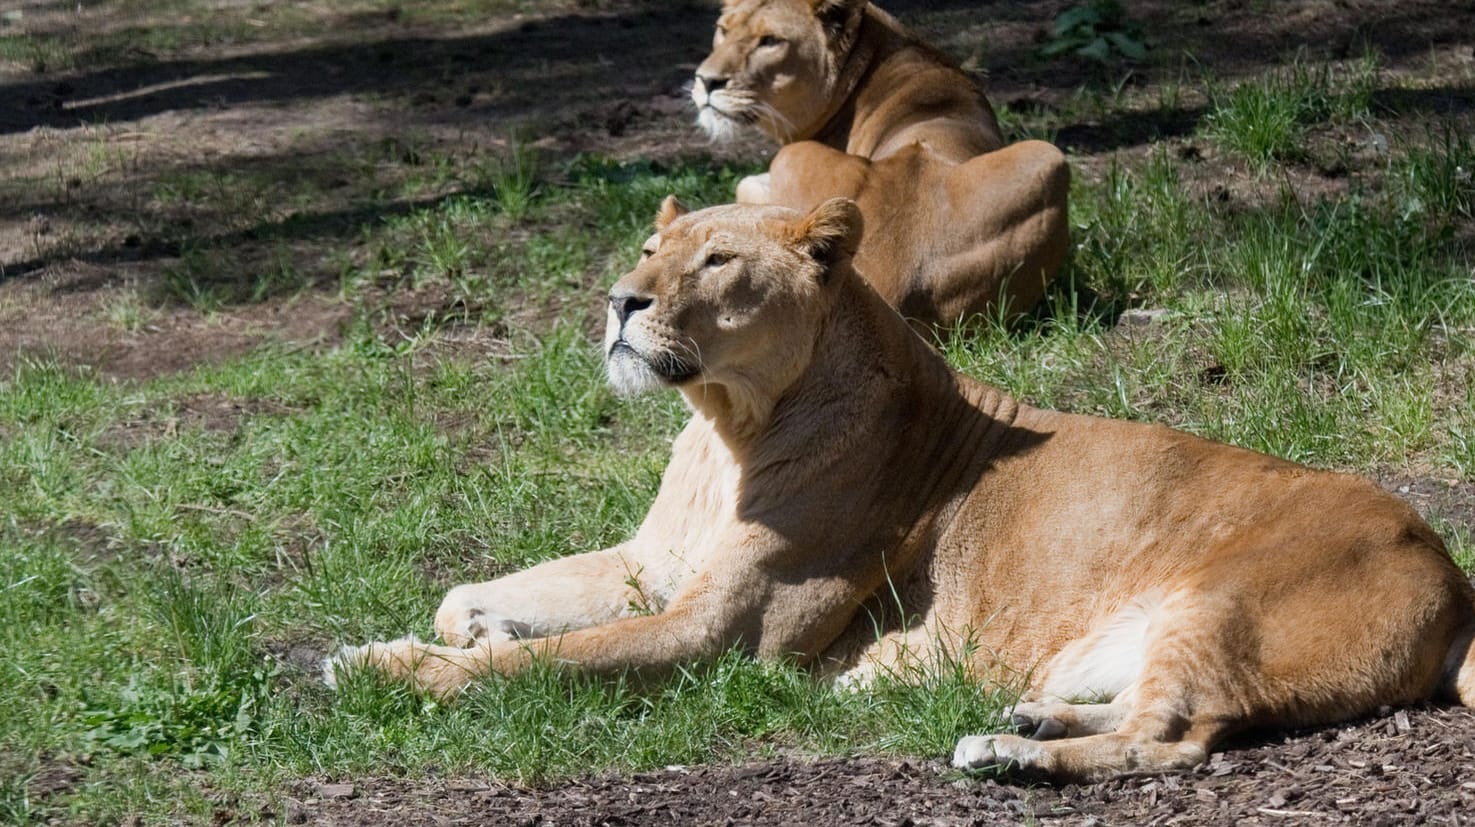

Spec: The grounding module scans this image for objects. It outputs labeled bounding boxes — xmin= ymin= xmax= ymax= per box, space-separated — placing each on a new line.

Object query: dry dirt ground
xmin=296 ymin=705 xmax=1475 ymax=826
xmin=4 ymin=0 xmax=1475 ymax=824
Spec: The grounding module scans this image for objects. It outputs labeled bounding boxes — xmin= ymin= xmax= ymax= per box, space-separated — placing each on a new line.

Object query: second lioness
xmin=692 ymin=0 xmax=1070 ymax=329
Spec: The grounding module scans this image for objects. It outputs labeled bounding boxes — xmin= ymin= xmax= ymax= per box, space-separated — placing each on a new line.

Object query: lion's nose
xmin=697 ymin=73 xmax=728 ymax=94
xmin=609 ymin=290 xmax=654 ymax=326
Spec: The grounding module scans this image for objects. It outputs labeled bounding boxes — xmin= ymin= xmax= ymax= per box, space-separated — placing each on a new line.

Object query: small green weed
xmin=1071 ymin=149 xmax=1204 ymax=302
xmin=0 ymin=31 xmax=71 ymax=73
xmin=70 ymin=568 xmax=276 ymax=768
xmin=481 ymin=142 xmax=542 ymax=221
xmin=1040 ymin=0 xmax=1147 ymax=67
xmin=1203 ymin=71 xmax=1314 ymax=168
xmin=157 ymin=244 xmax=308 ymax=310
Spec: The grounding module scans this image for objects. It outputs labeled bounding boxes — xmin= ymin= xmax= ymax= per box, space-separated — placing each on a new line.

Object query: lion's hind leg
xmin=954 ymin=590 xmax=1237 ymax=781
xmin=955 ymin=670 xmax=1229 ymax=781
xmin=953 ymin=725 xmax=1214 ymax=783
xmin=735 ymin=172 xmax=772 ymax=204
xmin=931 ymin=139 xmax=1071 ymax=324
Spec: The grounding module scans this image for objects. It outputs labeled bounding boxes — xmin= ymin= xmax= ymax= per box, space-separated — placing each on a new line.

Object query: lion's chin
xmin=605 ymin=345 xmax=668 ymax=398
xmin=696 ymin=106 xmax=748 ymax=144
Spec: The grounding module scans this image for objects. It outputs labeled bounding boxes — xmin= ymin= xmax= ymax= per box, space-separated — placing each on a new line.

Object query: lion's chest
xmin=628 ymin=421 xmax=743 ymax=599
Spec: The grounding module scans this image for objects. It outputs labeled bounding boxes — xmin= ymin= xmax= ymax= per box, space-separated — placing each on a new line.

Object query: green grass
xmin=1202 ymin=51 xmax=1381 ymax=169
xmin=3 ymin=9 xmax=1475 ymax=824
xmin=0 ymin=332 xmax=1008 ymax=821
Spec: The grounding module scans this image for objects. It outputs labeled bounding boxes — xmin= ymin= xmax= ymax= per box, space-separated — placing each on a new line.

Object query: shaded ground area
xmin=296 ymin=705 xmax=1475 ymax=826
xmin=3 ymin=0 xmax=1473 ymax=379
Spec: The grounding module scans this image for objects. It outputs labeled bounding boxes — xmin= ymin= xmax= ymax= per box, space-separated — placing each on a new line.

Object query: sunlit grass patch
xmin=1202 ymin=51 xmax=1382 ymax=169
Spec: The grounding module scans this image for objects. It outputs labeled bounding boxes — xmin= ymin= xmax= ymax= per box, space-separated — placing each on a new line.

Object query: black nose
xmin=697 ymin=73 xmax=727 ymax=94
xmin=610 ymin=291 xmax=653 ymax=326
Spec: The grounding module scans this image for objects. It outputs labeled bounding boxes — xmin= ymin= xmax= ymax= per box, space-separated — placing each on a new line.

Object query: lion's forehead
xmin=659 ymin=220 xmax=780 ymax=262
xmin=719 ymin=0 xmax=810 ymax=39
xmin=655 ymin=227 xmax=736 ymax=271
xmin=669 ymin=203 xmax=800 ymax=234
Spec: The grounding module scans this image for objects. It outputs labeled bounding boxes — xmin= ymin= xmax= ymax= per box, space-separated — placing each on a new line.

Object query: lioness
xmin=331 ymin=198 xmax=1475 ymax=782
xmin=691 ymin=0 xmax=1071 ymax=329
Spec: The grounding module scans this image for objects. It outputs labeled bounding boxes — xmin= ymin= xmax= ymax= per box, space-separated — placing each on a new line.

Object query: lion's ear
xmin=791 ymin=197 xmax=863 ymax=275
xmin=811 ymin=0 xmax=864 ymax=35
xmin=655 ymin=195 xmax=689 ymax=230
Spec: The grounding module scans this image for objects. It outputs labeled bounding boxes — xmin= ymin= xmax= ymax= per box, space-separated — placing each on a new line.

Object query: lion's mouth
xmin=609 ymin=340 xmax=699 ymax=384
xmin=693 ymin=84 xmax=760 ymax=142
xmin=708 ymin=96 xmax=767 ymax=128
xmin=702 ymin=102 xmax=745 ymax=121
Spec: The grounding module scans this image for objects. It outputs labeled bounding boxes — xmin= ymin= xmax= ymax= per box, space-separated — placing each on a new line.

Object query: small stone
xmin=1118 ymin=308 xmax=1171 ymax=327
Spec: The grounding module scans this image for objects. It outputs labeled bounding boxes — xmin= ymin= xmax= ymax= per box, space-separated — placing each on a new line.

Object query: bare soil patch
xmin=293 ymin=705 xmax=1475 ymax=826
xmin=1383 ymin=476 xmax=1475 ymax=537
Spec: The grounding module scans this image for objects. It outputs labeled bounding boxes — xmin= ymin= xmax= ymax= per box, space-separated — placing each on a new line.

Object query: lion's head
xmin=604 ymin=197 xmax=862 ymax=411
xmin=691 ymin=0 xmax=867 ymax=143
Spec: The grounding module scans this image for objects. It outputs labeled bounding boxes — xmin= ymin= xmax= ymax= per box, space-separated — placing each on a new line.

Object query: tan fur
xmin=691 ymin=0 xmax=1070 ymax=329
xmin=330 ymin=200 xmax=1475 ymax=783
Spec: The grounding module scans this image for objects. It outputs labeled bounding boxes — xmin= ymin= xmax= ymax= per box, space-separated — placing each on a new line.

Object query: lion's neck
xmin=805 ymin=10 xmax=886 ymax=148
xmin=765 ymin=273 xmax=1017 ymax=474
xmin=679 ymin=271 xmax=1021 ymax=490
xmin=809 ymin=6 xmax=1002 ymax=161
xmin=681 ymin=381 xmax=779 ymax=448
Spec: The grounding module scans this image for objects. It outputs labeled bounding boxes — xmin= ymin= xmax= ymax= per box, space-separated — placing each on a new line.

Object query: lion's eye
xmin=757 ymin=34 xmax=782 ymax=48
xmin=705 ymin=252 xmax=732 ymax=268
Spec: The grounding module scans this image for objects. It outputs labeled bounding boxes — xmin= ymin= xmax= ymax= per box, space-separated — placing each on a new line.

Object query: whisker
xmin=674 ymin=338 xmax=706 ymax=376
xmin=750 ymin=100 xmax=797 ymax=142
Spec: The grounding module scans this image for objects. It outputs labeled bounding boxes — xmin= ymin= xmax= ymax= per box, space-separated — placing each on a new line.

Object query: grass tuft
xmin=1202 ymin=52 xmax=1382 ymax=169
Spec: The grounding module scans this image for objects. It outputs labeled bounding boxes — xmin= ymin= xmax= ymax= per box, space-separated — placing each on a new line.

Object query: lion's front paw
xmin=735 ymin=173 xmax=772 ymax=204
xmin=437 ymin=607 xmax=527 ymax=648
xmin=323 ymin=635 xmax=488 ymax=699
xmin=322 ymin=635 xmax=420 ymax=689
